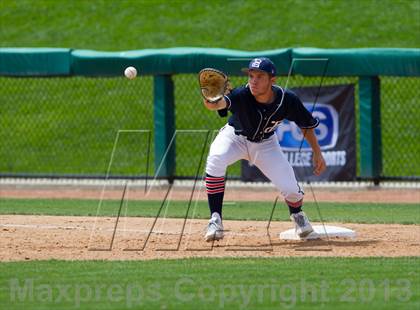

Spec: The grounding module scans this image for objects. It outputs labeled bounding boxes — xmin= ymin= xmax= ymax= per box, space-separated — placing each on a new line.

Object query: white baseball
xmin=124 ymin=66 xmax=137 ymax=79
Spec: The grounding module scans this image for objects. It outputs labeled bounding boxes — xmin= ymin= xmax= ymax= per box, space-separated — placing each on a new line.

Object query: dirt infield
xmin=1 ymin=215 xmax=419 ymax=262
xmin=1 ymin=184 xmax=419 ymax=261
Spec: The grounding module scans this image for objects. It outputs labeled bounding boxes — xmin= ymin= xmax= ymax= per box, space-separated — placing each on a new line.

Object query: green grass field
xmin=0 ymin=257 xmax=419 ymax=309
xmin=1 ymin=198 xmax=419 ymax=225
xmin=1 ymin=0 xmax=418 ymax=49
xmin=1 ymin=1 xmax=419 ymax=309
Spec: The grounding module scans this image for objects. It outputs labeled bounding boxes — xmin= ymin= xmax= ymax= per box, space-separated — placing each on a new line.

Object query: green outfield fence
xmin=0 ymin=48 xmax=419 ymax=182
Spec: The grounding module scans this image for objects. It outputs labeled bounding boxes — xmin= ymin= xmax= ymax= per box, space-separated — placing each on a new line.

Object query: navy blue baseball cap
xmin=243 ymin=57 xmax=276 ymax=76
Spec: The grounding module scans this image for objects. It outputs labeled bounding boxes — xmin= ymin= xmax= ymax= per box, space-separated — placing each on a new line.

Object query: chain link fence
xmin=380 ymin=77 xmax=420 ymax=179
xmin=0 ymin=76 xmax=154 ymax=178
xmin=0 ymin=74 xmax=418 ymax=180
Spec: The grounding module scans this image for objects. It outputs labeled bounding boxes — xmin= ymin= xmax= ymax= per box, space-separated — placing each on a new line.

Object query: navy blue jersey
xmin=222 ymin=85 xmax=319 ymax=142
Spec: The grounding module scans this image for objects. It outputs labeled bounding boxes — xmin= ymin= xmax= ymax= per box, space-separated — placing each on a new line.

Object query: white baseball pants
xmin=206 ymin=124 xmax=304 ymax=204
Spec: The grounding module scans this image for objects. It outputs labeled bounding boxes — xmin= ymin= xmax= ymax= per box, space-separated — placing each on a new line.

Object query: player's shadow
xmin=289 ymin=239 xmax=379 ymax=251
xmin=221 ymin=236 xmax=291 ymax=251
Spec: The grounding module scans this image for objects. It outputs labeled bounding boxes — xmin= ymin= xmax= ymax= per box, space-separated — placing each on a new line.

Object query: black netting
xmin=1 ymin=74 xmax=418 ymax=180
xmin=0 ymin=76 xmax=154 ymax=177
xmin=380 ymin=76 xmax=420 ymax=178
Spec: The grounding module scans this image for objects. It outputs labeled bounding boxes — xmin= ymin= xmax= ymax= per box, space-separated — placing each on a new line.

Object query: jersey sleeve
xmin=217 ymin=88 xmax=239 ymax=118
xmin=216 ymin=88 xmax=241 ymax=118
xmin=284 ymin=90 xmax=319 ymax=129
xmin=224 ymin=87 xmax=243 ymax=113
xmin=217 ymin=108 xmax=228 ymax=117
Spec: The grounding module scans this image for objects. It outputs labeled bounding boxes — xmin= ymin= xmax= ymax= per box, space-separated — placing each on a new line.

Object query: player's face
xmin=248 ymin=70 xmax=274 ymax=97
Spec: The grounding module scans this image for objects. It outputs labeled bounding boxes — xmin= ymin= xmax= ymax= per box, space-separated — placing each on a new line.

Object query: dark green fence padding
xmin=70 ymin=47 xmax=292 ymax=76
xmin=1 ymin=47 xmax=418 ymax=77
xmin=292 ymin=48 xmax=420 ymax=76
xmin=0 ymin=48 xmax=71 ymax=76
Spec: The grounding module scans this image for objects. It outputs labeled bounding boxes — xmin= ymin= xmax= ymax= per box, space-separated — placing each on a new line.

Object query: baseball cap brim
xmin=241 ymin=67 xmax=275 ymax=75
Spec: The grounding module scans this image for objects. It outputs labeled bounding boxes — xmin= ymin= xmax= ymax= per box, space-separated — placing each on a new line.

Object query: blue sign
xmin=276 ymin=102 xmax=339 ymax=151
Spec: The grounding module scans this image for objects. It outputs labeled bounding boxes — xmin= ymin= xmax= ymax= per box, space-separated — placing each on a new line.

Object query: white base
xmin=279 ymin=225 xmax=356 ymax=240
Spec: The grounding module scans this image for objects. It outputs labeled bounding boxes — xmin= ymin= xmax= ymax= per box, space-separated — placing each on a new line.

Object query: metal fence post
xmin=359 ymin=76 xmax=382 ymax=181
xmin=153 ymin=75 xmax=175 ymax=179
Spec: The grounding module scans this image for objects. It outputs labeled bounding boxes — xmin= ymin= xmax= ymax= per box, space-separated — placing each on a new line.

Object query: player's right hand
xmin=312 ymin=152 xmax=326 ymax=176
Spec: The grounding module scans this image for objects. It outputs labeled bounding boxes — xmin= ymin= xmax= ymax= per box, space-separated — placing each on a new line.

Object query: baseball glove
xmin=198 ymin=68 xmax=231 ymax=103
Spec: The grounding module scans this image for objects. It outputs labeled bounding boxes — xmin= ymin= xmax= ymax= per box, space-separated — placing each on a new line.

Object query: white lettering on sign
xmin=286 ymin=151 xmax=347 ymax=167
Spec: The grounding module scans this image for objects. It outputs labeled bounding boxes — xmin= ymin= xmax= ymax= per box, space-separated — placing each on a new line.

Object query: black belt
xmin=245 ymin=135 xmax=273 ymax=143
xmin=228 ymin=124 xmax=274 ymax=142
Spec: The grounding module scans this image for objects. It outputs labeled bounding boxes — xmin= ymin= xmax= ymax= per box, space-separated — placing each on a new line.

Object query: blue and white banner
xmin=276 ymin=102 xmax=339 ymax=151
xmin=242 ymin=84 xmax=356 ymax=181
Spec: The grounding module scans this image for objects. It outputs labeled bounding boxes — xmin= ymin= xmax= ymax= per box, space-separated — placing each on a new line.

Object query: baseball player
xmin=203 ymin=57 xmax=326 ymax=241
